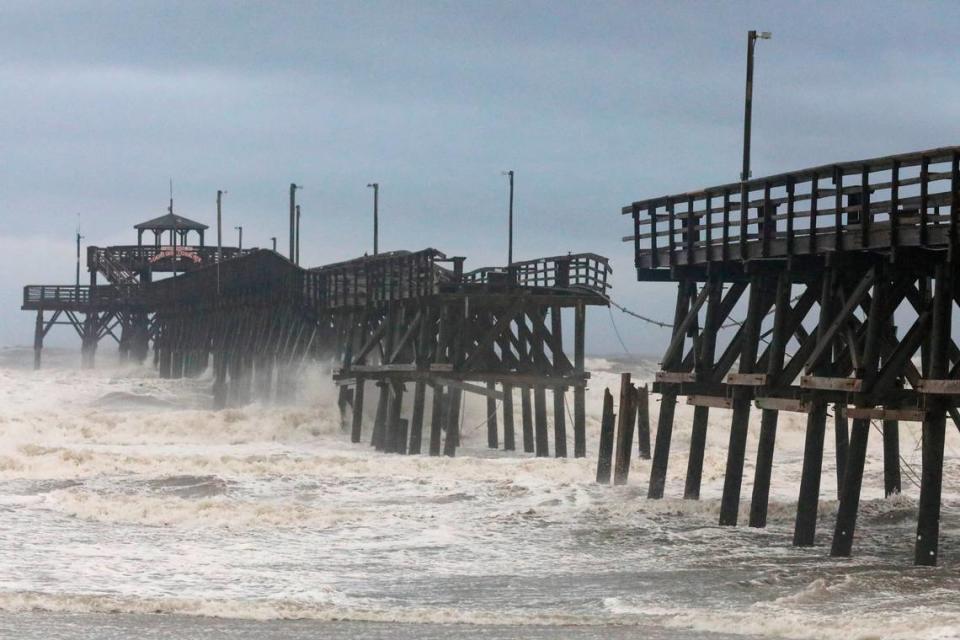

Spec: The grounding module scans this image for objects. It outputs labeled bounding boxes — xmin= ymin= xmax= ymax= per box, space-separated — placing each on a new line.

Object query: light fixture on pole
xmin=501 ymin=170 xmax=514 ymax=266
xmin=235 ymin=225 xmax=243 ymax=251
xmin=367 ymin=183 xmax=379 ymax=255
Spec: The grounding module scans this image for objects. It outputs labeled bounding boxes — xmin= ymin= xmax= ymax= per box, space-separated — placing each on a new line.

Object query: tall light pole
xmin=741 ymin=30 xmax=771 ymax=182
xmin=75 ymin=224 xmax=83 ymax=288
xmin=216 ymin=190 xmax=226 ymax=294
xmin=235 ymin=225 xmax=243 ymax=251
xmin=295 ymin=204 xmax=301 ymax=265
xmin=216 ymin=190 xmax=226 ymax=260
xmin=502 ymin=170 xmax=514 ymax=266
xmin=289 ymin=183 xmax=302 ymax=263
xmin=367 ymin=183 xmax=379 ymax=255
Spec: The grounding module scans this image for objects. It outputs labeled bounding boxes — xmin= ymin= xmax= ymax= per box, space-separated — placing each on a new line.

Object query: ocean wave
xmin=0 ymin=591 xmax=612 ymax=626
xmin=39 ymin=488 xmax=364 ymax=530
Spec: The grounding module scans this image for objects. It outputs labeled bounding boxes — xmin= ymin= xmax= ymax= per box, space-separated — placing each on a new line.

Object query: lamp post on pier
xmin=289 ymin=183 xmax=302 ymax=264
xmin=75 ymin=219 xmax=83 ymax=289
xmin=502 ymin=170 xmax=514 ymax=266
xmin=216 ymin=190 xmax=226 ymax=294
xmin=741 ymin=30 xmax=771 ymax=183
xmin=296 ymin=204 xmax=301 ymax=265
xmin=367 ymin=182 xmax=379 ymax=255
xmin=235 ymin=225 xmax=243 ymax=251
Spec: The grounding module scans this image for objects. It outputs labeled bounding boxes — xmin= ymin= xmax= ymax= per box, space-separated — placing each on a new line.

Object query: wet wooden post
xmin=533 ymin=385 xmax=549 ymax=457
xmin=443 ymin=386 xmax=462 ymax=457
xmin=648 ymin=280 xmax=693 ymax=499
xmin=158 ymin=342 xmax=172 ymax=378
xmin=596 ymin=388 xmax=616 ymax=484
xmin=486 ymin=381 xmax=498 ymax=449
xmin=551 ymin=304 xmax=568 ymax=458
xmin=573 ymin=302 xmax=587 ymax=458
xmin=351 ymin=377 xmax=365 ymax=443
xmin=719 ymin=275 xmax=767 ymax=526
xmin=371 ymin=381 xmax=389 ymax=451
xmin=408 ymin=379 xmax=427 ymax=454
xmin=916 ymin=262 xmax=951 ymax=566
xmin=385 ymin=380 xmax=405 ymax=454
xmin=212 ymin=351 xmax=227 ymax=409
xmin=33 ymin=310 xmax=43 ymax=370
xmin=521 ymin=385 xmax=534 ymax=453
xmin=502 ymin=383 xmax=516 ymax=451
xmin=397 ymin=418 xmax=409 ymax=454
xmin=832 ymin=262 xmax=887 ymax=556
xmin=834 ymin=403 xmax=849 ymax=497
xmin=428 ymin=385 xmax=445 ymax=456
xmin=881 ymin=323 xmax=902 ymax=497
xmin=553 ymin=386 xmax=568 ymax=458
xmin=749 ymin=271 xmax=792 ymax=528
xmin=794 ymin=268 xmax=837 ymax=546
xmin=80 ymin=313 xmax=98 ymax=369
xmin=613 ymin=373 xmax=637 ymax=485
xmin=636 ymin=384 xmax=651 ymax=460
xmin=685 ymin=280 xmax=720 ymax=499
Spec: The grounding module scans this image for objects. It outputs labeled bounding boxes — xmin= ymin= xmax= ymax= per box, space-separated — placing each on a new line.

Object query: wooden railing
xmin=304 ymin=249 xmax=453 ymax=309
xmin=622 ymin=146 xmax=960 ymax=269
xmin=88 ymin=245 xmax=253 ymax=274
xmin=463 ymin=253 xmax=611 ymax=294
xmin=22 ymin=284 xmax=139 ymax=308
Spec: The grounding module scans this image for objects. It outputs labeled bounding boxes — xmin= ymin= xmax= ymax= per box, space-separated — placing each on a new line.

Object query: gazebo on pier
xmin=135 ymin=213 xmax=209 ymax=247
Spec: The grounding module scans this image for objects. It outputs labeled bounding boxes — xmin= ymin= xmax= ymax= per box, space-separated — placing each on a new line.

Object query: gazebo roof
xmin=134 ymin=213 xmax=209 ymax=231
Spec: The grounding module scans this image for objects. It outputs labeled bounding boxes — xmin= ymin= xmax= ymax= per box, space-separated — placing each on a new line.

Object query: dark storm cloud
xmin=3 ymin=1 xmax=959 ymax=353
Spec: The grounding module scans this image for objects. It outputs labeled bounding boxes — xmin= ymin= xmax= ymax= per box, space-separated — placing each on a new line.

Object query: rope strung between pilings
xmin=604 ymin=293 xmax=804 ymax=331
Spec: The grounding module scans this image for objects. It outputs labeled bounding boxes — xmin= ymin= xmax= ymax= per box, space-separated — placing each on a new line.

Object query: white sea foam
xmin=0 ymin=351 xmax=958 ymax=637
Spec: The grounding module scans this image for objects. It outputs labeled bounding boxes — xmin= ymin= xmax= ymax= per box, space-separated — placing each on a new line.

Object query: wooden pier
xmin=623 ymin=145 xmax=960 ymax=565
xmin=23 ymin=212 xmax=610 ymax=459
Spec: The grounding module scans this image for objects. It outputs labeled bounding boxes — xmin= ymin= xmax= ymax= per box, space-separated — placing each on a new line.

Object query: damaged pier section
xmin=623 ymin=145 xmax=960 ymax=565
xmin=23 ymin=215 xmax=610 ymax=459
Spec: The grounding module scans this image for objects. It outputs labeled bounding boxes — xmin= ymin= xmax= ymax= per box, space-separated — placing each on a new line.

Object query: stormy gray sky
xmin=3 ymin=1 xmax=959 ymax=356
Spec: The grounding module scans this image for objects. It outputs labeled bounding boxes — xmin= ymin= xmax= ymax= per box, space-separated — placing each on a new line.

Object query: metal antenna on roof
xmin=169 ymin=178 xmax=174 ymax=215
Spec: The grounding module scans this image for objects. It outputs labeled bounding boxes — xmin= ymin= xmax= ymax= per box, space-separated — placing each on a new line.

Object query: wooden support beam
xmin=534 ymin=385 xmax=549 ymax=457
xmin=719 ymin=274 xmax=770 ymax=526
xmin=726 ymin=372 xmax=768 ymax=386
xmin=916 ymin=379 xmax=960 ymax=395
xmin=685 ymin=278 xmax=723 ymax=500
xmin=916 ymin=262 xmax=951 ymax=566
xmin=351 ymin=378 xmax=366 ymax=443
xmin=596 ymin=389 xmax=616 ymax=484
xmin=502 ymin=383 xmax=516 ymax=451
xmin=521 ymin=384 xmax=534 ymax=453
xmin=686 ymin=395 xmax=732 ymax=409
xmin=613 ymin=373 xmax=636 ymax=485
xmin=794 ymin=268 xmax=837 ymax=547
xmin=636 ymin=385 xmax=651 ymax=460
xmin=842 ymin=407 xmax=925 ymax=421
xmin=649 ymin=279 xmax=694 ymax=499
xmin=800 ymin=376 xmax=863 ymax=392
xmin=573 ymin=301 xmax=587 ymax=458
xmin=754 ymin=397 xmax=810 ymax=412
xmin=429 ymin=384 xmax=445 ymax=456
xmin=486 ymin=381 xmax=498 ymax=449
xmin=656 ymin=371 xmax=697 ymax=383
